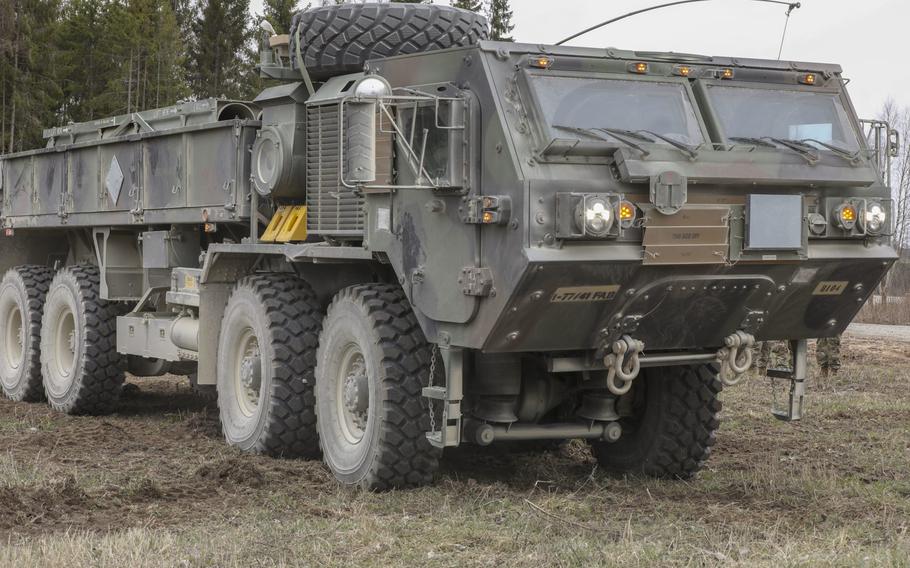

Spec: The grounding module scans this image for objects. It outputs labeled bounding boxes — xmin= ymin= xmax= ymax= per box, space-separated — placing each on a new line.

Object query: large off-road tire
xmin=217 ymin=274 xmax=322 ymax=458
xmin=290 ymin=3 xmax=489 ymax=81
xmin=315 ymin=284 xmax=440 ymax=490
xmin=591 ymin=365 xmax=722 ymax=479
xmin=40 ymin=266 xmax=125 ymax=414
xmin=0 ymin=266 xmax=53 ymax=402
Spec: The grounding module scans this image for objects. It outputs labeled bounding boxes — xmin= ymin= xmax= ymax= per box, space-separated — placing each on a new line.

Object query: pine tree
xmin=79 ymin=0 xmax=188 ymax=117
xmin=189 ymin=0 xmax=257 ymax=99
xmin=451 ymin=0 xmax=482 ymax=11
xmin=263 ymin=0 xmax=298 ymax=35
xmin=57 ymin=0 xmax=116 ymax=121
xmin=1 ymin=0 xmax=62 ymax=152
xmin=488 ymin=0 xmax=514 ymax=42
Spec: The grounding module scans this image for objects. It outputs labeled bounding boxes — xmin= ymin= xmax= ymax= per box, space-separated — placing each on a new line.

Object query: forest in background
xmin=0 ymin=0 xmax=513 ymax=153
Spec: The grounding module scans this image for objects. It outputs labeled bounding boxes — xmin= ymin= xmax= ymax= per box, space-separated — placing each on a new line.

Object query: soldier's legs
xmin=816 ymin=336 xmax=842 ymax=376
xmin=755 ymin=341 xmax=789 ymax=374
xmin=755 ymin=341 xmax=771 ymax=373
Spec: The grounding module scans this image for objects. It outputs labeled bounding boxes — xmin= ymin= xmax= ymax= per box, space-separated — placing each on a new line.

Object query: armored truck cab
xmin=0 ymin=3 xmax=899 ymax=489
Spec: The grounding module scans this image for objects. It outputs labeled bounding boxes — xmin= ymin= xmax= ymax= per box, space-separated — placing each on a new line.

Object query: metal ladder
xmin=768 ymin=339 xmax=809 ymax=421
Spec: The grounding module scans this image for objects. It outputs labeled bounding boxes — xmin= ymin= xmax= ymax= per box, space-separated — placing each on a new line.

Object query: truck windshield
xmin=530 ymin=76 xmax=705 ymax=146
xmin=706 ymin=85 xmax=861 ymax=152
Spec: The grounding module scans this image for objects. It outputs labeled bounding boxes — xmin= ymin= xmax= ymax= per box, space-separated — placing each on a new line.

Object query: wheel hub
xmin=337 ymin=348 xmax=370 ymax=441
xmin=66 ymin=330 xmax=76 ymax=355
xmin=343 ymin=370 xmax=369 ymax=428
xmin=239 ymin=346 xmax=262 ymax=406
xmin=53 ymin=309 xmax=77 ymax=381
xmin=3 ymin=304 xmax=24 ymax=371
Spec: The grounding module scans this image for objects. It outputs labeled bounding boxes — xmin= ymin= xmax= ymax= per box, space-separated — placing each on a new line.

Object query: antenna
xmin=556 ymin=0 xmax=801 ymax=47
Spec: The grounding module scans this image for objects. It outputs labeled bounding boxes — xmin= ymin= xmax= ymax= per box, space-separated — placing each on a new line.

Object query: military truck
xmin=0 ymin=2 xmax=900 ymax=489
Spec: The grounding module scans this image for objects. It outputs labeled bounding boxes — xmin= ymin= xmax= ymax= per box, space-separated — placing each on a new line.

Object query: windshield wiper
xmin=553 ymin=125 xmax=650 ymax=158
xmin=764 ymin=137 xmax=820 ymax=165
xmin=597 ymin=127 xmax=655 ymax=143
xmin=728 ymin=136 xmax=778 ymax=149
xmin=637 ymin=130 xmax=699 ymax=161
xmin=797 ymin=138 xmax=863 ymax=166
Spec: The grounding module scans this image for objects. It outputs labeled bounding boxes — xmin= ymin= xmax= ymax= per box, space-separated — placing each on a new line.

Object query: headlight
xmin=576 ymin=197 xmax=614 ymax=237
xmin=865 ymin=202 xmax=887 ymax=234
xmin=353 ymin=77 xmax=391 ymax=98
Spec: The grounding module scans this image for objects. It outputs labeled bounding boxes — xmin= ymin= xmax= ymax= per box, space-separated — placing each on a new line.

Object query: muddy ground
xmin=1 ymin=337 xmax=909 ymax=567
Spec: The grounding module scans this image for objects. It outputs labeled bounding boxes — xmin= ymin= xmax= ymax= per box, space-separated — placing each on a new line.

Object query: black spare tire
xmin=290 ymin=3 xmax=489 ymax=81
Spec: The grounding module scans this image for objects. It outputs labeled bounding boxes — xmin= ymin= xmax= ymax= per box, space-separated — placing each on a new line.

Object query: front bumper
xmin=483 ymin=243 xmax=896 ymax=352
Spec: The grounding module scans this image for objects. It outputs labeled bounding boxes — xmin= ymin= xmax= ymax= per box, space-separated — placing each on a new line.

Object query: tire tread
xmin=291 ymin=4 xmax=489 ymax=80
xmin=319 ymin=283 xmax=440 ymax=490
xmin=0 ymin=265 xmax=53 ymax=402
xmin=220 ymin=273 xmax=322 ymax=458
xmin=43 ymin=265 xmax=125 ymax=415
xmin=592 ymin=365 xmax=722 ymax=479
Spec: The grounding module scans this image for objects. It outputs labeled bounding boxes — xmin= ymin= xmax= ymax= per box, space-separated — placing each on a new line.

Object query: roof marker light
xmin=799 ymin=73 xmax=817 ymax=85
xmin=674 ymin=65 xmax=692 ymax=77
xmin=629 ymin=62 xmax=649 ymax=74
xmin=530 ymin=55 xmax=554 ymax=69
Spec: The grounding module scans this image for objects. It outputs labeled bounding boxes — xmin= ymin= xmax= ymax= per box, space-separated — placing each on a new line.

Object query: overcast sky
xmin=254 ymin=0 xmax=909 ymax=119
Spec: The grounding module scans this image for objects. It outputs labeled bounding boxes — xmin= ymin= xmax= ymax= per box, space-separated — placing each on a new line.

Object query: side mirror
xmin=888 ymin=129 xmax=900 ymax=158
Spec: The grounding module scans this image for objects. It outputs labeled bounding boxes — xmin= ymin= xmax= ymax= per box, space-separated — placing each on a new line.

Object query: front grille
xmin=305 ymin=104 xmax=365 ymax=236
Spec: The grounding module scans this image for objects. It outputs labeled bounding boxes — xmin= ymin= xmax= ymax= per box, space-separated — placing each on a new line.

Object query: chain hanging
xmin=428 ymin=344 xmax=439 ymax=435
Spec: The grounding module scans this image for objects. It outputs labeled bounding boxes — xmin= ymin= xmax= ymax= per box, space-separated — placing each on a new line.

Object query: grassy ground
xmin=1 ymin=337 xmax=909 ymax=567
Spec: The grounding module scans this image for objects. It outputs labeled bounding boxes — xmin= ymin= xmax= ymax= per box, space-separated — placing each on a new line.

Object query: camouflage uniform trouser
xmin=816 ymin=336 xmax=842 ymax=371
xmin=755 ymin=336 xmax=842 ymax=373
xmin=755 ymin=341 xmax=789 ymax=372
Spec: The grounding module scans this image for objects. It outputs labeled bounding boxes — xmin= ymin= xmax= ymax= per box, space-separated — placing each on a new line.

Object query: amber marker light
xmin=530 ymin=55 xmax=554 ymax=69
xmin=674 ymin=65 xmax=692 ymax=77
xmin=620 ymin=202 xmax=635 ymax=221
xmin=629 ymin=62 xmax=649 ymax=74
xmin=799 ymin=73 xmax=817 ymax=85
xmin=835 ymin=203 xmax=858 ymax=230
xmin=618 ymin=201 xmax=637 ymax=229
xmin=720 ymin=68 xmax=735 ymax=79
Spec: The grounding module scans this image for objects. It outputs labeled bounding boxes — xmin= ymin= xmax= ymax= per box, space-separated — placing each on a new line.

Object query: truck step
xmin=767 ymin=368 xmax=794 ymax=379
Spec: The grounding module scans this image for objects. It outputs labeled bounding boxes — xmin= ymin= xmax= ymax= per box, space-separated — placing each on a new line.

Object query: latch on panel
xmin=460 ymin=195 xmax=511 ymax=225
xmin=650 ymin=171 xmax=687 ymax=215
xmin=460 ymin=267 xmax=494 ymax=297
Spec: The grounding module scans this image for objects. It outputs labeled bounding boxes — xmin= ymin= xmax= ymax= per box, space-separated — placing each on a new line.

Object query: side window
xmin=393 ymin=101 xmax=457 ymax=186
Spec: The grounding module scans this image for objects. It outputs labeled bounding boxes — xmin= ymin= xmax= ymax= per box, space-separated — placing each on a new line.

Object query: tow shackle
xmin=717 ymin=330 xmax=756 ymax=386
xmin=604 ymin=335 xmax=645 ymax=396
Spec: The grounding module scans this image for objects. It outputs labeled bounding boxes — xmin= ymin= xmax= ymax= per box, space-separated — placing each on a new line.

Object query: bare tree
xmin=880 ymin=100 xmax=910 ymax=256
xmin=875 ymin=100 xmax=910 ymax=301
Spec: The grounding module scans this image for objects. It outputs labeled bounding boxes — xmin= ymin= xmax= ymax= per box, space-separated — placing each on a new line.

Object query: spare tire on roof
xmin=289 ymin=2 xmax=490 ymax=81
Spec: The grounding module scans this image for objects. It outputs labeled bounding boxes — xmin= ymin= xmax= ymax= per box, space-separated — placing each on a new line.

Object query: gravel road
xmin=846 ymin=323 xmax=910 ymax=343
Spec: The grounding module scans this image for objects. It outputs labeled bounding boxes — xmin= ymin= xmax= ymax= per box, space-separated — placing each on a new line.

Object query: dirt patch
xmin=0 ymin=476 xmax=88 ymax=530
xmin=195 ymin=458 xmax=265 ymax=488
xmin=182 ymin=409 xmax=223 ymax=439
